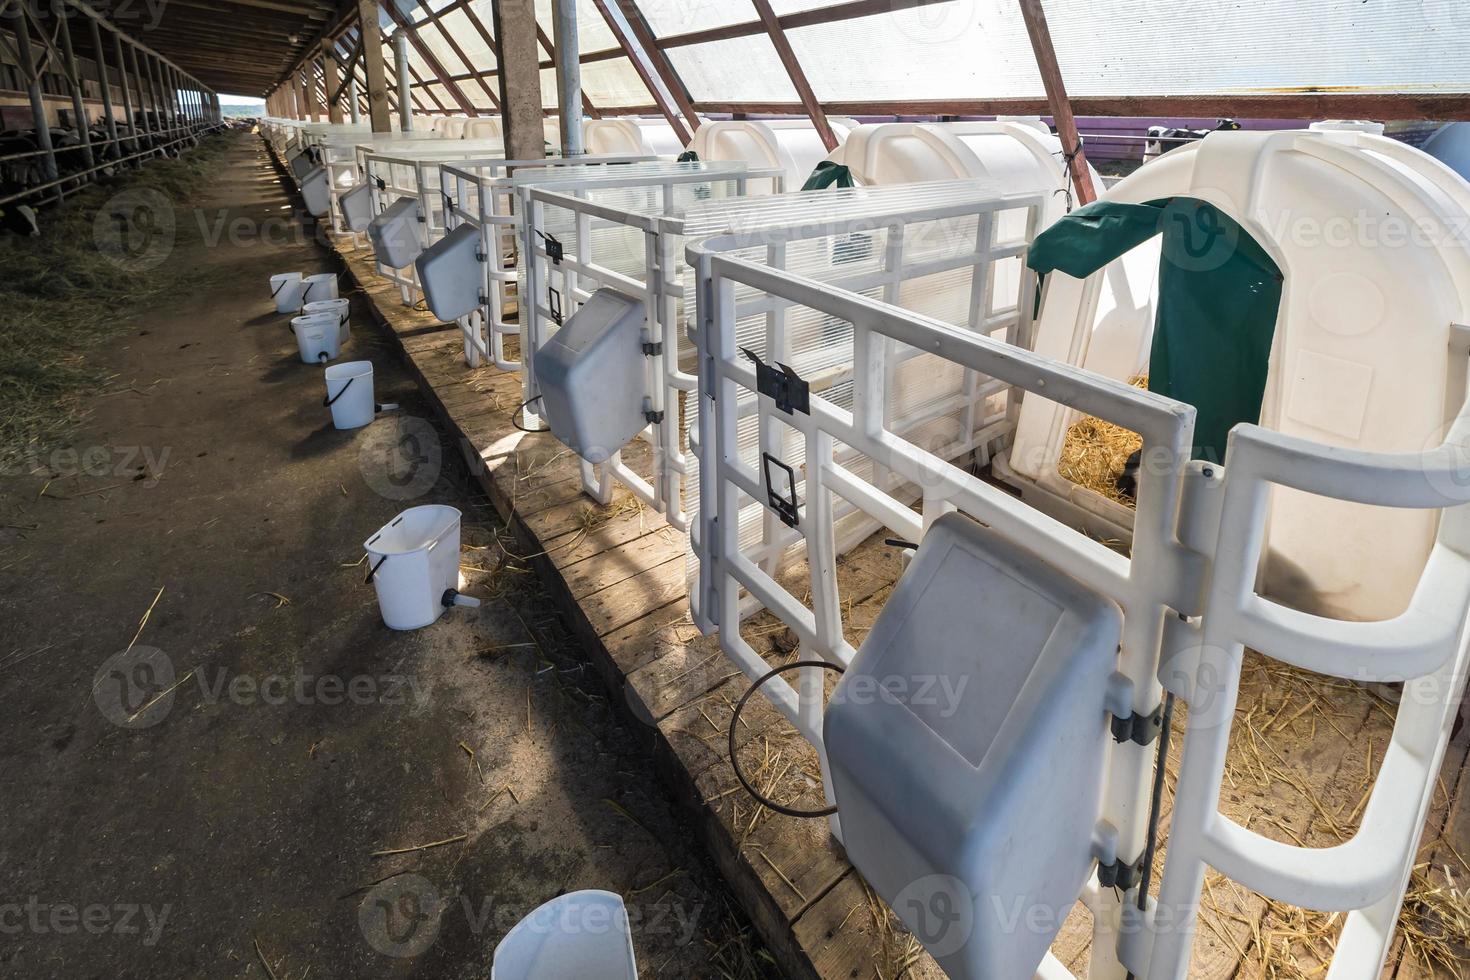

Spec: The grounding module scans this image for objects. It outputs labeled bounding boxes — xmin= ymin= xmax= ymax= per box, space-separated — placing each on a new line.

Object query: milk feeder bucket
xmin=303 ymin=298 xmax=351 ymax=344
xmin=322 ymin=360 xmax=396 ymax=429
xmin=364 ymin=505 xmax=480 ymax=630
xmin=300 ymin=272 xmax=339 ymax=306
xmin=290 ymin=313 xmax=341 ymax=363
xmin=269 ymin=272 xmax=303 ymax=314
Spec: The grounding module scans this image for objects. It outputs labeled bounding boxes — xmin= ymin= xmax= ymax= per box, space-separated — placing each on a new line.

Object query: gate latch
xmin=548 ymin=286 xmax=563 ymax=326
xmin=761 ymin=453 xmax=800 ymax=528
xmin=741 ymin=348 xmax=809 ymax=416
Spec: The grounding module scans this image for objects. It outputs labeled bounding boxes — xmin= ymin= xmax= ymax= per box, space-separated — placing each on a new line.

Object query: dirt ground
xmin=0 ymin=133 xmax=774 ymax=978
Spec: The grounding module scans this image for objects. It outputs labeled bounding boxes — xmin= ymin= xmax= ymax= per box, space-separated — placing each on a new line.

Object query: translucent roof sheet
xmin=641 ymin=0 xmax=757 ymax=38
xmin=781 ymin=0 xmax=1469 ymax=100
xmin=291 ymin=0 xmax=1470 ymax=126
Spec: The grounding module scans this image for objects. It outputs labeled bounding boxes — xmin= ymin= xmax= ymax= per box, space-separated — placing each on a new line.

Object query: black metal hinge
xmin=644 ymin=409 xmax=665 ymax=424
xmin=642 ymin=341 xmax=663 ymax=356
xmin=548 ymin=286 xmax=562 ymax=326
xmin=1110 ymin=703 xmax=1164 ymax=746
xmin=741 ymin=348 xmax=809 ymax=416
xmin=762 ymin=452 xmax=799 ymax=528
xmin=1097 ymin=852 xmax=1144 ymax=893
xmin=536 ymin=230 xmax=563 ymax=265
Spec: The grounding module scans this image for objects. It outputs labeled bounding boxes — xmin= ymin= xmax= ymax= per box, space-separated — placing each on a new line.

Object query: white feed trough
xmin=359 ymin=139 xmax=511 ymax=304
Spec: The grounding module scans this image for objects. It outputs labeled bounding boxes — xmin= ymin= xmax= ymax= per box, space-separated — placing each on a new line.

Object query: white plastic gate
xmin=439 ymin=153 xmax=655 ymax=369
xmin=516 ymin=160 xmax=785 ymax=529
xmin=684 ymin=180 xmax=1044 ymax=627
xmin=688 ymin=214 xmax=1470 ymax=978
xmin=362 ymin=140 xmax=509 ymax=305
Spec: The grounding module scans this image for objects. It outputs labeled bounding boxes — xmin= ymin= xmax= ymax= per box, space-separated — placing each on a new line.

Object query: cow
xmin=1144 ymin=118 xmax=1242 ymax=160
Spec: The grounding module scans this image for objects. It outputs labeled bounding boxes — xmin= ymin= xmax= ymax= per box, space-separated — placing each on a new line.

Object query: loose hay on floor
xmin=1056 ymin=375 xmax=1148 ymax=507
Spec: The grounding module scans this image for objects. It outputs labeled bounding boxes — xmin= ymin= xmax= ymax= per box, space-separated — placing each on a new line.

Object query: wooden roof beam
xmin=749 ymin=0 xmax=834 ymax=151
xmin=381 ymin=1 xmax=479 ymax=116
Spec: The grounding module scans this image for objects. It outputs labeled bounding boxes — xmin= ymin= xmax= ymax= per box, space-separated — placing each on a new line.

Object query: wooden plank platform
xmin=328 ymin=234 xmax=1470 ymax=980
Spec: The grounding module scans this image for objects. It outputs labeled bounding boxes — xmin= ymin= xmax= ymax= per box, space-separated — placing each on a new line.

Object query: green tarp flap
xmin=801 ymin=161 xmax=853 ymax=191
xmin=1027 ymin=198 xmax=1282 ymax=463
xmin=1027 ymin=201 xmax=1163 ymax=279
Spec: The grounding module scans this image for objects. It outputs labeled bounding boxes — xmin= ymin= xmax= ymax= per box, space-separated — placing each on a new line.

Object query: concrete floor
xmin=0 ymin=133 xmax=774 ymax=978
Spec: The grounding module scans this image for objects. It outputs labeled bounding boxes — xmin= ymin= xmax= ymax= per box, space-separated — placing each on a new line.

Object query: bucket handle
xmin=364 ymin=554 xmax=388 ymax=584
xmin=324 ymin=375 xmax=354 ymax=407
xmin=270 ymin=278 xmax=293 ymax=299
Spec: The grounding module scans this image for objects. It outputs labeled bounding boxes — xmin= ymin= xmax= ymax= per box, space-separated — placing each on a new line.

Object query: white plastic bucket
xmin=300 ymin=272 xmax=339 ymax=306
xmin=363 ymin=505 xmax=464 ymax=630
xmin=323 ymin=359 xmax=376 ymax=429
xmin=491 ymin=890 xmax=638 ymax=980
xmin=291 ymin=313 xmax=341 ymax=363
xmin=270 ymin=272 xmax=303 ymax=313
xmin=303 ymin=298 xmax=351 ymax=344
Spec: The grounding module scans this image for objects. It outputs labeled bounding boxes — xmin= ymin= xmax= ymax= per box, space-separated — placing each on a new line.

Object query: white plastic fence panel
xmin=516 ymin=161 xmax=783 ymax=527
xmin=683 ymin=180 xmax=1046 ymax=621
xmin=362 ymin=139 xmax=507 ymax=305
xmin=690 ymin=232 xmax=1204 ymax=976
xmin=439 ymin=153 xmax=656 ymax=369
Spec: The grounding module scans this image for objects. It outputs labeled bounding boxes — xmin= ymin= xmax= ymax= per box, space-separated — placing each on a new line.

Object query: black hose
xmin=1124 ymin=690 xmax=1177 ymax=980
xmin=728 ymin=659 xmax=844 ymax=819
xmin=509 ymin=395 xmax=544 ymax=433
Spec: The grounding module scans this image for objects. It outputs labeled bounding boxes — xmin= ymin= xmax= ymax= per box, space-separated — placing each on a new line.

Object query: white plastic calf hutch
xmin=997 ymin=127 xmax=1470 ymax=623
xmin=583 ymin=117 xmax=693 ymax=158
xmin=434 ymin=153 xmax=655 ymax=369
xmin=688 ymin=192 xmax=1470 ymax=979
xmin=687 ymin=117 xmax=859 ymax=192
xmin=514 ymin=160 xmax=786 ymax=529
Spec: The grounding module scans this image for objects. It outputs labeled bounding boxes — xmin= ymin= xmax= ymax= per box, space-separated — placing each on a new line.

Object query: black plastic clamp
xmin=1110 ymin=703 xmax=1165 ymax=746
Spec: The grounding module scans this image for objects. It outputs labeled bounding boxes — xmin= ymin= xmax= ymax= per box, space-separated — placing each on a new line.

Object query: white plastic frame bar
xmin=1141 ymin=393 xmax=1470 ymax=980
xmin=440 ymin=154 xmax=655 ymax=370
